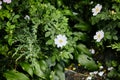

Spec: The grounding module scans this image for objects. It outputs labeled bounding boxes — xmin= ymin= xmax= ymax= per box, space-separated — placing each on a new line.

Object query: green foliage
xmin=20 ymin=62 xmax=33 ymax=77
xmin=77 ymin=44 xmax=92 ymax=56
xmin=4 ymin=70 xmax=29 ymax=80
xmin=74 ymin=22 xmax=91 ymax=31
xmin=0 ymin=0 xmax=120 ymax=80
xmin=77 ymin=54 xmax=98 ymax=71
xmin=108 ymin=43 xmax=120 ymax=51
xmin=107 ymin=66 xmax=120 ymax=80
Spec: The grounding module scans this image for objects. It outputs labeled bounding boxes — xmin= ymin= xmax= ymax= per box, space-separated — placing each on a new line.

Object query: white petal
xmin=108 ymin=67 xmax=113 ymax=71
xmin=89 ymin=49 xmax=95 ymax=54
xmin=99 ymin=66 xmax=104 ymax=69
xmin=96 ymin=39 xmax=101 ymax=42
xmin=89 ymin=72 xmax=94 ymax=75
xmin=93 ymin=35 xmax=97 ymax=39
xmin=98 ymin=71 xmax=104 ymax=76
xmin=86 ymin=76 xmax=92 ymax=80
xmin=92 ymin=4 xmax=102 ymax=16
xmin=0 ymin=1 xmax=2 ymax=5
xmin=93 ymin=71 xmax=98 ymax=74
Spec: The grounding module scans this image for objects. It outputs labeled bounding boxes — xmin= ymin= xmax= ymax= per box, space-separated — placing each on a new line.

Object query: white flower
xmin=92 ymin=4 xmax=102 ymax=16
xmin=108 ymin=67 xmax=113 ymax=71
xmin=0 ymin=1 xmax=2 ymax=5
xmin=93 ymin=30 xmax=104 ymax=42
xmin=3 ymin=0 xmax=11 ymax=4
xmin=54 ymin=34 xmax=67 ymax=48
xmin=24 ymin=15 xmax=30 ymax=20
xmin=98 ymin=71 xmax=104 ymax=76
xmin=89 ymin=48 xmax=95 ymax=54
xmin=86 ymin=76 xmax=92 ymax=80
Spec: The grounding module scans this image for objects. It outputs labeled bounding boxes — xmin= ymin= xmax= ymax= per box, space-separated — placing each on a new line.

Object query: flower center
xmin=59 ymin=39 xmax=63 ymax=43
xmin=97 ymin=34 xmax=101 ymax=38
xmin=95 ymin=7 xmax=99 ymax=12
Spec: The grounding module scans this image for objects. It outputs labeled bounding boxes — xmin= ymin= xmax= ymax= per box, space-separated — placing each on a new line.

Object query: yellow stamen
xmin=96 ymin=7 xmax=99 ymax=12
xmin=59 ymin=39 xmax=63 ymax=43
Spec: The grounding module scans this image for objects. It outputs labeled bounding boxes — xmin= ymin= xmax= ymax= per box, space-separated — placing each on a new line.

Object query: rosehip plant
xmin=0 ymin=0 xmax=120 ymax=80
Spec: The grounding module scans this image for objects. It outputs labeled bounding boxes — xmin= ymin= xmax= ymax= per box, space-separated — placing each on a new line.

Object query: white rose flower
xmin=3 ymin=0 xmax=11 ymax=4
xmin=54 ymin=34 xmax=67 ymax=48
xmin=92 ymin=4 xmax=102 ymax=16
xmin=93 ymin=30 xmax=104 ymax=42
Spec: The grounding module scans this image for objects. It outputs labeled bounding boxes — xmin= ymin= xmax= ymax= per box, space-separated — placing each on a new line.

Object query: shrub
xmin=0 ymin=0 xmax=120 ymax=80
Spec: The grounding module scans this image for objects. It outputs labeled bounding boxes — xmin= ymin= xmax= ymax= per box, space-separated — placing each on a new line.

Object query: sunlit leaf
xmin=78 ymin=54 xmax=98 ymax=70
xmin=4 ymin=70 xmax=29 ymax=80
xmin=20 ymin=62 xmax=33 ymax=77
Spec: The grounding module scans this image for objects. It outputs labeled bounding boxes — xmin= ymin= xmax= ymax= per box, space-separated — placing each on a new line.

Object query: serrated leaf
xmin=4 ymin=70 xmax=29 ymax=80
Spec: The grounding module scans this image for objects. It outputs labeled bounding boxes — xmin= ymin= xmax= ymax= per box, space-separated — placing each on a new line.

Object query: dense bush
xmin=0 ymin=0 xmax=120 ymax=80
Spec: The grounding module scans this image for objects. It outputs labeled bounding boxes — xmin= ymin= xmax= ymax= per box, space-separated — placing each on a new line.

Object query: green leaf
xmin=77 ymin=54 xmax=98 ymax=70
xmin=107 ymin=70 xmax=118 ymax=78
xmin=62 ymin=9 xmax=72 ymax=16
xmin=109 ymin=43 xmax=120 ymax=51
xmin=46 ymin=57 xmax=56 ymax=67
xmin=73 ymin=32 xmax=88 ymax=41
xmin=46 ymin=39 xmax=54 ymax=45
xmin=105 ymin=32 xmax=112 ymax=40
xmin=4 ymin=70 xmax=29 ymax=80
xmin=20 ymin=62 xmax=33 ymax=77
xmin=59 ymin=52 xmax=70 ymax=59
xmin=77 ymin=44 xmax=91 ymax=56
xmin=33 ymin=61 xmax=45 ymax=79
xmin=0 ymin=44 xmax=9 ymax=55
xmin=114 ymin=0 xmax=120 ymax=3
xmin=45 ymin=31 xmax=51 ymax=37
xmin=56 ymin=70 xmax=65 ymax=80
xmin=74 ymin=23 xmax=90 ymax=31
xmin=39 ymin=60 xmax=48 ymax=71
xmin=12 ymin=15 xmax=20 ymax=22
